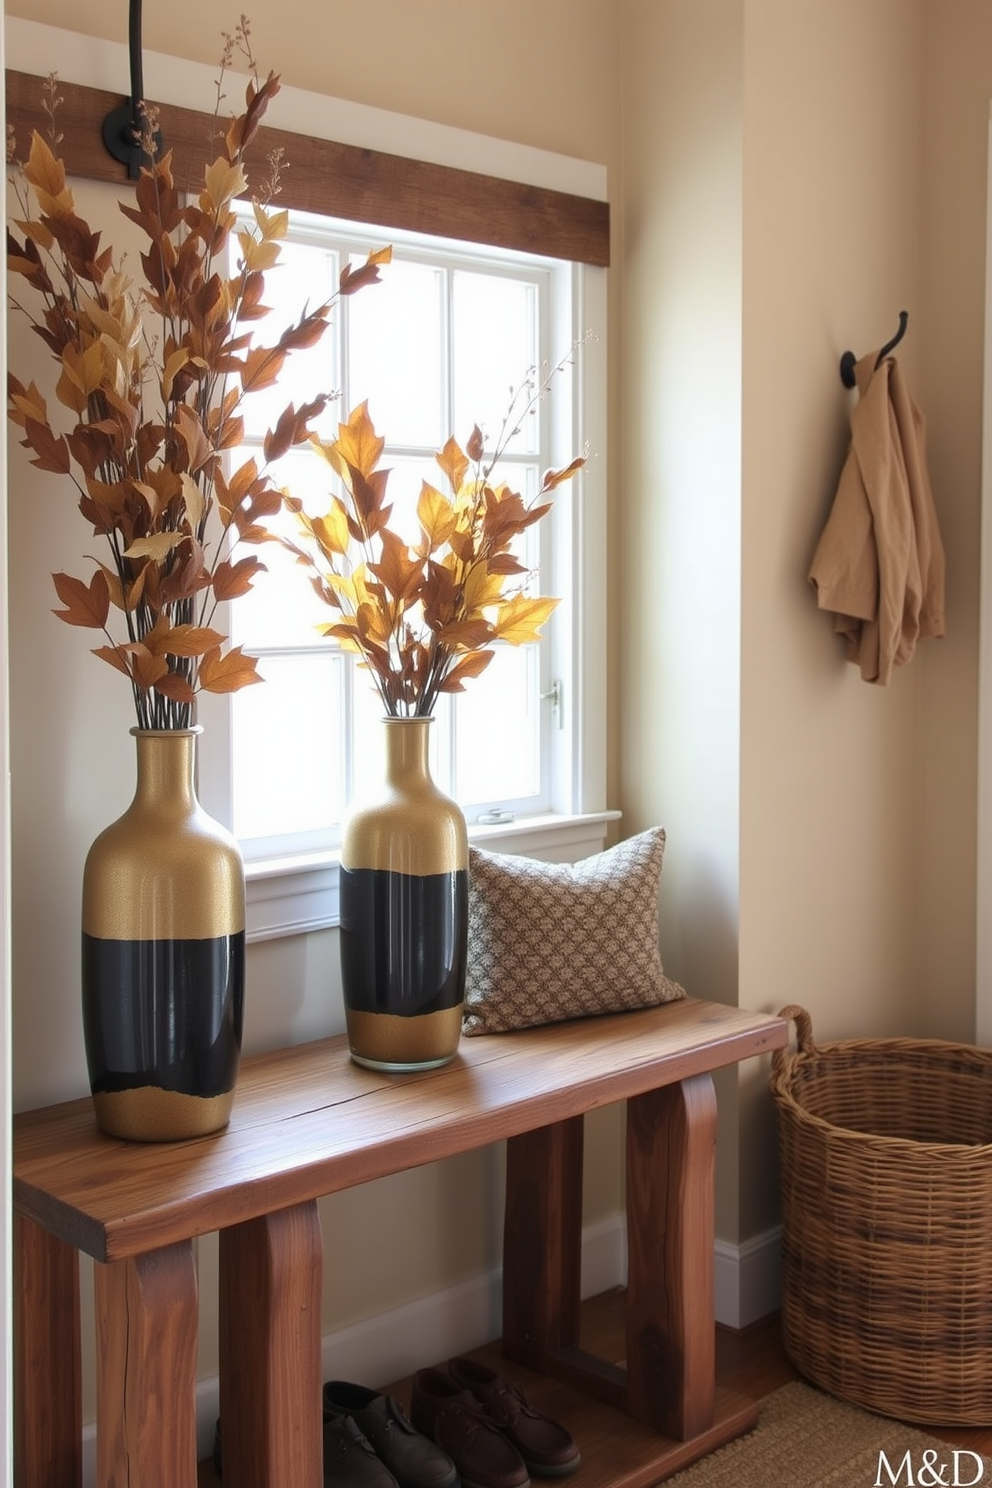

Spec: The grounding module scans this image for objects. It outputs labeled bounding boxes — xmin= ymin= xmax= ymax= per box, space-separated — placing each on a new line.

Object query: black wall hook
xmin=839 ymin=310 xmax=909 ymax=389
xmin=102 ymin=0 xmax=163 ymax=178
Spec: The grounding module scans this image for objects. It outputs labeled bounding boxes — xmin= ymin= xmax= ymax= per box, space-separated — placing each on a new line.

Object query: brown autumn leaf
xmin=198 ymin=645 xmax=263 ymax=694
xmin=21 ymin=418 xmax=70 ymax=475
xmin=52 ymin=569 xmax=110 ymax=628
xmin=436 ymin=649 xmax=494 ymax=692
xmin=213 ymin=555 xmax=265 ymax=601
xmin=339 ymin=245 xmax=393 ymax=297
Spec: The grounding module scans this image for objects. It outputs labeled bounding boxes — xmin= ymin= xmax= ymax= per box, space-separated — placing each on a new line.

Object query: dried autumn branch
xmin=6 ymin=21 xmax=390 ymax=729
xmin=279 ymin=350 xmax=587 ymax=718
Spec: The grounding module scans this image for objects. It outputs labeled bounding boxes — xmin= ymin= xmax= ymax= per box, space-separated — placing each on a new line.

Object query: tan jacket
xmin=808 ymin=352 xmax=945 ymax=685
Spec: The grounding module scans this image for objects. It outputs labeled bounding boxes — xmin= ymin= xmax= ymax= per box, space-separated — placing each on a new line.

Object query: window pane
xmin=238 ymin=237 xmax=339 ymax=442
xmin=347 ymin=257 xmax=444 ymax=446
xmin=453 ymin=643 xmax=541 ymax=806
xmin=453 ymin=273 xmax=538 ymax=455
xmin=229 ymin=448 xmax=337 ymax=649
xmin=376 ymin=455 xmax=441 ymax=545
xmin=233 ymin=652 xmax=346 ymax=841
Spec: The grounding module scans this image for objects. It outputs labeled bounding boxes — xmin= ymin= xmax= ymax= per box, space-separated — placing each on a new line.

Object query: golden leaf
xmin=493 ymin=593 xmax=560 ymax=645
xmin=435 ymin=437 xmax=468 ymax=495
xmin=239 ymin=235 xmax=282 ymax=274
xmin=24 ymin=131 xmax=73 ymax=215
xmin=462 ymin=562 xmax=506 ymax=613
xmin=309 ymin=501 xmax=351 ymax=560
xmin=123 ymin=532 xmax=185 ymax=563
xmin=161 ymin=347 xmax=190 ymax=402
xmin=247 ymin=201 xmax=285 ymax=240
xmin=201 ymin=158 xmax=248 ymax=214
xmin=335 ymin=402 xmax=385 ymax=479
xmin=181 ymin=472 xmax=206 ymax=533
xmin=417 ymin=483 xmax=456 ymax=548
xmin=13 ymin=216 xmax=55 ymax=252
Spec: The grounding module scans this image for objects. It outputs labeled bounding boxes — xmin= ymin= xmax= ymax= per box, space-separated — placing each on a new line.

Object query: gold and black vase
xmin=339 ymin=716 xmax=468 ymax=1071
xmin=81 ymin=727 xmax=245 ymax=1142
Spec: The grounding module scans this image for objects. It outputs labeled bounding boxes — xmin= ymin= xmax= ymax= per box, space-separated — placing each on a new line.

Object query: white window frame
xmin=197 ymin=244 xmax=611 ymax=940
xmin=226 ymin=218 xmax=566 ymax=853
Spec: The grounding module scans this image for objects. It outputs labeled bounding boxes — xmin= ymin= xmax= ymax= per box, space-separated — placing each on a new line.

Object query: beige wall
xmin=619 ymin=0 xmax=987 ymax=1243
xmin=6 ymin=0 xmax=992 ymax=1409
xmin=618 ymin=0 xmax=744 ymax=1237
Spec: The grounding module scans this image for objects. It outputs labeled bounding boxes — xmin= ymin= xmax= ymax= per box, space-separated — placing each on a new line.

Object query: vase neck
xmin=382 ymin=717 xmax=433 ymax=788
xmin=131 ymin=728 xmax=199 ymax=810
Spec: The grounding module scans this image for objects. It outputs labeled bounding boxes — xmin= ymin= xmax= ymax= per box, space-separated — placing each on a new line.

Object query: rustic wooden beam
xmin=6 ymin=69 xmax=610 ymax=267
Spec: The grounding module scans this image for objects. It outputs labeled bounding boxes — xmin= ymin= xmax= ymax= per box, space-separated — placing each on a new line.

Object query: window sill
xmin=243 ymin=810 xmax=621 ymax=943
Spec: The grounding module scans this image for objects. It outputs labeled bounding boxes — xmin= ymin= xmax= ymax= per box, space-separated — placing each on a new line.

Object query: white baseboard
xmin=714 ymin=1225 xmax=783 ymax=1330
xmin=81 ymin=1216 xmax=780 ymax=1483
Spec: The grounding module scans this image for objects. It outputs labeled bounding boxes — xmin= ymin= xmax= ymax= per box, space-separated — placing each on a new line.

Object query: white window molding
xmin=245 ymin=810 xmax=621 ymax=944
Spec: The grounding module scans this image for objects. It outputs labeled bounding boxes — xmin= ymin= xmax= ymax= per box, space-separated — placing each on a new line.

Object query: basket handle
xmin=771 ymin=1003 xmax=816 ymax=1078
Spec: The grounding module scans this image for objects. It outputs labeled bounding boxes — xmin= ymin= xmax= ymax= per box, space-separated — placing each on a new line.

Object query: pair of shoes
xmin=446 ymin=1359 xmax=580 ymax=1479
xmin=411 ymin=1360 xmax=580 ymax=1488
xmin=324 ymin=1380 xmax=461 ymax=1488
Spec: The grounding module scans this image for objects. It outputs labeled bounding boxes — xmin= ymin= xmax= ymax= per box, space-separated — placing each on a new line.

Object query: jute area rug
xmin=662 ymin=1381 xmax=992 ymax=1486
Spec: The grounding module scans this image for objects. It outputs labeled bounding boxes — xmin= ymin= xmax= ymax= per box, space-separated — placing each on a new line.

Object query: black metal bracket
xmin=839 ymin=310 xmax=909 ymax=389
xmin=101 ymin=0 xmax=163 ymax=179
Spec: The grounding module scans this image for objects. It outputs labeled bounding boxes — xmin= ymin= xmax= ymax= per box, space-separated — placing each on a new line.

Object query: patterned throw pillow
xmin=462 ymin=827 xmax=685 ymax=1035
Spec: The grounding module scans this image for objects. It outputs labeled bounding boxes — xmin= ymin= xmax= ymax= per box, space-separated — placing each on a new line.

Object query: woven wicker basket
xmin=771 ymin=1003 xmax=992 ymax=1425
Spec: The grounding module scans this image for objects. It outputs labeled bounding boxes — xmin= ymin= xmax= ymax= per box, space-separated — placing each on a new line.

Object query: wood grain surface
xmin=14 ymin=999 xmax=787 ymax=1262
xmin=14 ymin=1000 xmax=786 ymax=1262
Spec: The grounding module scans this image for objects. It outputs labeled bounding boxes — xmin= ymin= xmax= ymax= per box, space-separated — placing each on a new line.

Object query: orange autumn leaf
xmin=52 ymin=569 xmax=110 ymax=629
xmin=436 ymin=650 xmax=494 ymax=693
xmin=213 ymin=555 xmax=265 ymax=601
xmin=198 ymin=645 xmax=263 ymax=694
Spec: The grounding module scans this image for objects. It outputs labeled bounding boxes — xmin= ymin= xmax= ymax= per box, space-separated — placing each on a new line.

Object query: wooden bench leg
xmin=219 ymin=1200 xmax=324 ymax=1488
xmin=625 ymin=1073 xmax=717 ymax=1439
xmin=15 ymin=1213 xmax=82 ymax=1488
xmin=502 ymin=1116 xmax=583 ymax=1370
xmin=94 ymin=1240 xmax=198 ymax=1488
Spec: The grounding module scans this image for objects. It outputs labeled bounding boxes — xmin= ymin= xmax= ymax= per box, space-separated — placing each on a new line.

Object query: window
xmin=198 ymin=207 xmax=611 ymax=937
xmin=197 ymin=249 xmax=607 ymax=941
xmin=225 ymin=214 xmax=570 ymax=859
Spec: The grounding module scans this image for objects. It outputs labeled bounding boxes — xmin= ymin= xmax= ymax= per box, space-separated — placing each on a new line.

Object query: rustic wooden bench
xmin=13 ymin=996 xmax=787 ymax=1488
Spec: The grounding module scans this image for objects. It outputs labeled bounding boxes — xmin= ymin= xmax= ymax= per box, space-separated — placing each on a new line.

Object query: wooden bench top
xmin=13 ymin=997 xmax=787 ymax=1264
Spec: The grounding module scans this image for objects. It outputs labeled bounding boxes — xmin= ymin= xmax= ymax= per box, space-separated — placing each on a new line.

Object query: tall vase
xmin=339 ymin=716 xmax=468 ymax=1071
xmin=81 ymin=727 xmax=245 ymax=1141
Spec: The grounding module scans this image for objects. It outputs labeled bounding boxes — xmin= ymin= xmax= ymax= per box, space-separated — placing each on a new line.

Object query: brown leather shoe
xmin=410 ymin=1368 xmax=530 ymax=1488
xmin=446 ymin=1360 xmax=580 ymax=1478
xmin=323 ymin=1380 xmax=460 ymax=1488
xmin=323 ymin=1415 xmax=401 ymax=1488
